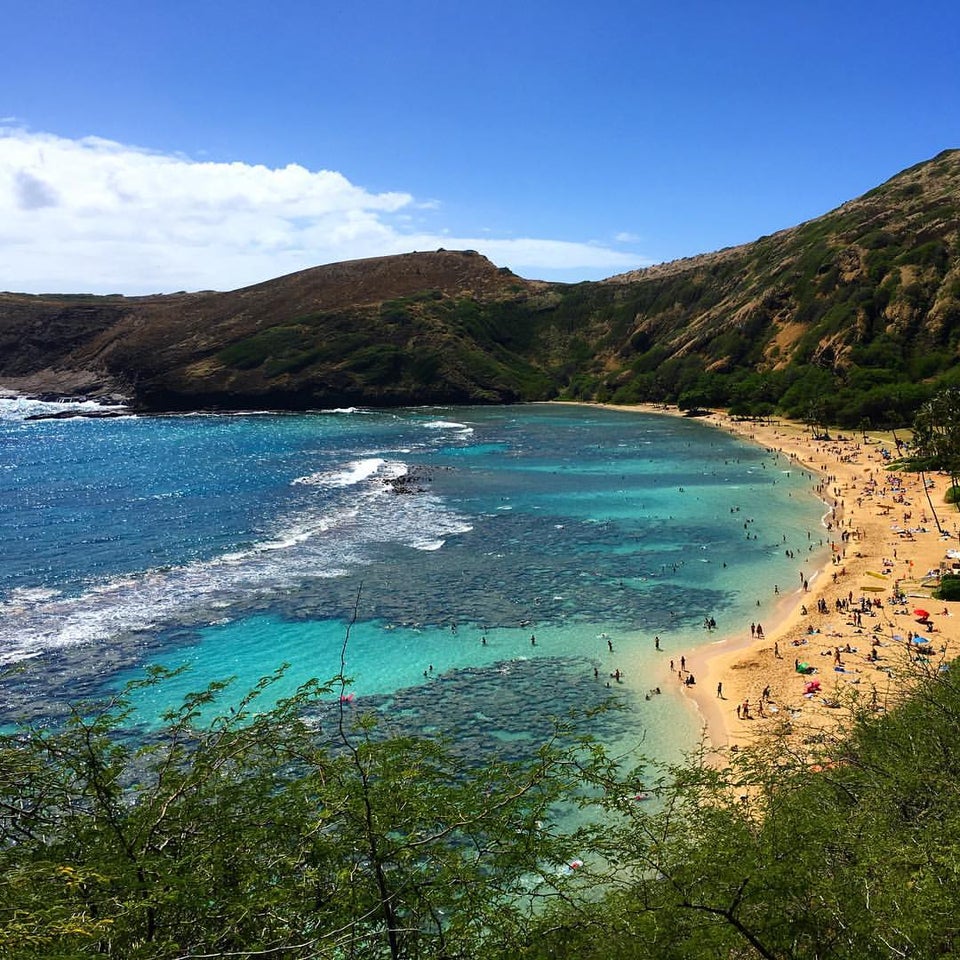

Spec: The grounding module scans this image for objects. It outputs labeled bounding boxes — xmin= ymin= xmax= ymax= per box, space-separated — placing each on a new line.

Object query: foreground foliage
xmin=0 ymin=668 xmax=608 ymax=958
xmin=523 ymin=665 xmax=960 ymax=959
xmin=4 ymin=658 xmax=960 ymax=958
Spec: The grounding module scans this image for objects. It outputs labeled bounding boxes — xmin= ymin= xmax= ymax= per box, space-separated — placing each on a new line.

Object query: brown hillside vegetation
xmin=0 ymin=250 xmax=547 ymax=407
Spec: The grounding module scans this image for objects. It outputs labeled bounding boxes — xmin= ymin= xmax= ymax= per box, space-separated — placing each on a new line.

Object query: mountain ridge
xmin=2 ymin=150 xmax=958 ymax=424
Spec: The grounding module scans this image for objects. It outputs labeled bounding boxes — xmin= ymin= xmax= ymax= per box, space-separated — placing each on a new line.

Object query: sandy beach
xmin=616 ymin=405 xmax=960 ymax=760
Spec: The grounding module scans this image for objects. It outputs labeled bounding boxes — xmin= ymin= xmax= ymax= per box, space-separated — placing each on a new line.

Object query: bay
xmin=0 ymin=401 xmax=827 ymax=766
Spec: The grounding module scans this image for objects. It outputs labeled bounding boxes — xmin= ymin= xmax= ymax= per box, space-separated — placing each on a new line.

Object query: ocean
xmin=1 ymin=399 xmax=827 ymax=767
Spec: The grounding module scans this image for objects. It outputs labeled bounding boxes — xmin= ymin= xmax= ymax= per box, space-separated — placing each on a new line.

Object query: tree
xmin=804 ymin=397 xmax=832 ymax=440
xmin=0 ymin=665 xmax=610 ymax=959
xmin=912 ymin=386 xmax=960 ymax=493
xmin=911 ymin=386 xmax=960 ymax=535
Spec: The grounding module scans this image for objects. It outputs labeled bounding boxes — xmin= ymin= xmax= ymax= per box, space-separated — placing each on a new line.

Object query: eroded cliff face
xmin=602 ymin=149 xmax=960 ymax=374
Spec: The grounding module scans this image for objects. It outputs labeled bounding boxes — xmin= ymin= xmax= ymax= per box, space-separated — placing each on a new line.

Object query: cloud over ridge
xmin=0 ymin=128 xmax=642 ymax=294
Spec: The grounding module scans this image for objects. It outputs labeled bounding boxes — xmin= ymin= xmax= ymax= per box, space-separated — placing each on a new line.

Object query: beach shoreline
xmin=582 ymin=402 xmax=960 ymax=759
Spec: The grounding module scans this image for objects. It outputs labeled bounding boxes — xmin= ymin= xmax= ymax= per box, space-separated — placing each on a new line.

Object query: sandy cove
xmin=601 ymin=404 xmax=960 ymax=760
xmin=683 ymin=411 xmax=958 ymax=758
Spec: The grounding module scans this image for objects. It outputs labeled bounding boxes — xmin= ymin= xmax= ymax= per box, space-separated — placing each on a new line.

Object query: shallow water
xmin=1 ymin=401 xmax=828 ymax=766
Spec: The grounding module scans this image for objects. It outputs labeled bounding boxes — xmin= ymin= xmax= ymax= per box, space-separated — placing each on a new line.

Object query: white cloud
xmin=442 ymin=237 xmax=643 ymax=273
xmin=0 ymin=128 xmax=647 ymax=293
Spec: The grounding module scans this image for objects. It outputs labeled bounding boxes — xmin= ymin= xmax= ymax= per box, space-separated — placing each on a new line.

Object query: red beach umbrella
xmin=914 ymin=608 xmax=930 ymax=619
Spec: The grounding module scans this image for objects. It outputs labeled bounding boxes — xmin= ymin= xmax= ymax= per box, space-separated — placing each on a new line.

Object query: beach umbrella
xmin=861 ymin=585 xmax=886 ymax=592
xmin=914 ymin=608 xmax=930 ymax=619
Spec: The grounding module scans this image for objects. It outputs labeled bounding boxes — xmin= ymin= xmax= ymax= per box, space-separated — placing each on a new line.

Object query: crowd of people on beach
xmin=694 ymin=421 xmax=958 ymax=748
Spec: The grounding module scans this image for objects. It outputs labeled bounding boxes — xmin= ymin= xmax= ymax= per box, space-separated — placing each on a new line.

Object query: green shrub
xmin=936 ymin=575 xmax=960 ymax=601
xmin=945 ymin=486 xmax=960 ymax=505
xmin=345 ymin=344 xmax=404 ymax=382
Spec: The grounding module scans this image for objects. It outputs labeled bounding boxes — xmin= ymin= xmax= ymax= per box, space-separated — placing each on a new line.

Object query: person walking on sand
xmin=717 ymin=681 xmax=723 ymax=699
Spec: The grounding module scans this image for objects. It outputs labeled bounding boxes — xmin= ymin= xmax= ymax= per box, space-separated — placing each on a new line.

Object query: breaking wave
xmin=0 ymin=452 xmax=471 ymax=664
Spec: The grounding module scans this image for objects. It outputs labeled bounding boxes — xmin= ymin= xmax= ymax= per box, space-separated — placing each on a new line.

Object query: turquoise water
xmin=0 ymin=401 xmax=828 ymax=764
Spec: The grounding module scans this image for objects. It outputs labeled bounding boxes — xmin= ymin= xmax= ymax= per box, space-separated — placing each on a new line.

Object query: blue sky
xmin=1 ymin=0 xmax=957 ymax=294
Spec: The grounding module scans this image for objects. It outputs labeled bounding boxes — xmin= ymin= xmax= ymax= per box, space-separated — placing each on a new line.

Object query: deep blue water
xmin=1 ymin=400 xmax=828 ymax=763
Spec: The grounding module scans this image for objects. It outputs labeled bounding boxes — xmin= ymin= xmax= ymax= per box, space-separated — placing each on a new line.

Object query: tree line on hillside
xmin=572 ymin=355 xmax=960 ymax=431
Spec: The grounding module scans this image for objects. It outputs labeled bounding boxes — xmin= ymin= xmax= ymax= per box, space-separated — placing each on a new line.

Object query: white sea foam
xmin=292 ymin=458 xmax=407 ymax=489
xmin=0 ymin=533 xmax=356 ymax=664
xmin=7 ymin=586 xmax=62 ymax=603
xmin=422 ymin=420 xmax=474 ymax=435
xmin=0 ymin=456 xmax=472 ymax=664
xmin=0 ymin=396 xmax=129 ymax=422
